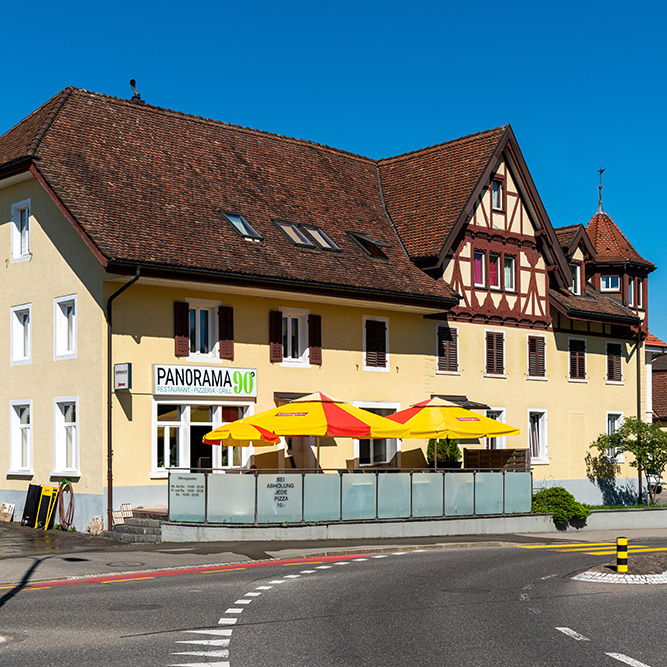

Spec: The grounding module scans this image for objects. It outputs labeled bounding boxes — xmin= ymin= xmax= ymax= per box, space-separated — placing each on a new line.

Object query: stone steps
xmin=105 ymin=516 xmax=163 ymax=543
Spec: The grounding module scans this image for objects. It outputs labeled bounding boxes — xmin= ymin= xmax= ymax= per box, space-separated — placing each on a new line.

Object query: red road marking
xmin=23 ymin=554 xmax=373 ymax=590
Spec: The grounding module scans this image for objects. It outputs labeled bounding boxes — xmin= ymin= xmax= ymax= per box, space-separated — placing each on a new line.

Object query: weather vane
xmin=597 ymin=165 xmax=605 ymax=213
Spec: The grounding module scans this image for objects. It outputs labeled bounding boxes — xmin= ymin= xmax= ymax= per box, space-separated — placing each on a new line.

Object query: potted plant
xmin=426 ymin=438 xmax=462 ymax=469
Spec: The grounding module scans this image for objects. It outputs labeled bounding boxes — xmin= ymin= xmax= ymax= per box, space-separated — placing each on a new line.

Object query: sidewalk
xmin=3 ymin=520 xmax=667 ymax=587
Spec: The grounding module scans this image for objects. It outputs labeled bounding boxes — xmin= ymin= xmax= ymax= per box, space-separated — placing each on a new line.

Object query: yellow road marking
xmin=553 ymin=545 xmax=648 ymax=552
xmin=27 ymin=586 xmax=51 ymax=590
xmin=581 ymin=547 xmax=667 ymax=555
xmin=520 ymin=543 xmax=617 ymax=549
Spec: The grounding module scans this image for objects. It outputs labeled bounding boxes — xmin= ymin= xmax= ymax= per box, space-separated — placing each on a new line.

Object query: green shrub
xmin=532 ymin=486 xmax=590 ymax=525
xmin=427 ymin=438 xmax=461 ymax=465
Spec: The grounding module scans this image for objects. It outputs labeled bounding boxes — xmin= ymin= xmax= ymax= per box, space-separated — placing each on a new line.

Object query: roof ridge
xmin=26 ymin=87 xmax=75 ymax=157
xmin=65 ymin=88 xmax=377 ymax=165
xmin=378 ymin=125 xmax=508 ymax=164
xmin=554 ymin=223 xmax=582 ymax=231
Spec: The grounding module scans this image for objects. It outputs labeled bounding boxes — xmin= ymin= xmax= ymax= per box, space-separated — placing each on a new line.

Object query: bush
xmin=532 ymin=486 xmax=590 ymax=525
xmin=427 ymin=438 xmax=461 ymax=465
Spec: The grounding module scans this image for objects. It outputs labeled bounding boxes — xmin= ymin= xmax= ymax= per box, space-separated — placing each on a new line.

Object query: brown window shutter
xmin=269 ymin=311 xmax=283 ymax=362
xmin=570 ymin=340 xmax=585 ymax=379
xmin=449 ymin=329 xmax=458 ymax=371
xmin=528 ymin=337 xmax=537 ymax=376
xmin=366 ymin=320 xmax=386 ymax=367
xmin=174 ymin=301 xmax=190 ymax=357
xmin=438 ymin=326 xmax=457 ymax=372
xmin=537 ymin=337 xmax=545 ymax=377
xmin=218 ymin=306 xmax=234 ymax=360
xmin=496 ymin=333 xmax=504 ymax=375
xmin=486 ymin=333 xmax=494 ymax=374
xmin=309 ymin=314 xmax=322 ymax=365
xmin=607 ymin=343 xmax=622 ymax=381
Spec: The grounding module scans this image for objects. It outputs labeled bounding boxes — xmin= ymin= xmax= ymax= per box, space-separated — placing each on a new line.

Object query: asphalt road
xmin=1 ymin=544 xmax=667 ymax=666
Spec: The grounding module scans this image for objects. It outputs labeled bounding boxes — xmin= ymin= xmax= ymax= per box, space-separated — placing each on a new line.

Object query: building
xmin=0 ymin=87 xmax=658 ymax=529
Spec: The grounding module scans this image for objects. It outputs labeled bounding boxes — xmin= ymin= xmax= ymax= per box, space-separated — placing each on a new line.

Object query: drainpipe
xmin=106 ymin=267 xmax=141 ymax=530
xmin=636 ymin=327 xmax=643 ymax=505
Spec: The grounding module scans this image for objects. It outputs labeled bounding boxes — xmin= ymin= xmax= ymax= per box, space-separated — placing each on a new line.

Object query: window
xmin=282 ymin=310 xmax=307 ymax=363
xmin=275 ymin=220 xmax=316 ymax=248
xmin=606 ymin=412 xmax=624 ymax=461
xmin=503 ymin=256 xmax=515 ymax=291
xmin=527 ymin=335 xmax=546 ymax=379
xmin=492 ymin=179 xmax=504 ymax=211
xmin=223 ymin=212 xmax=262 ymax=240
xmin=10 ymin=304 xmax=31 ymax=365
xmin=627 ymin=279 xmax=634 ymax=307
xmin=485 ymin=331 xmax=504 ymax=376
xmin=153 ymin=402 xmax=249 ymax=475
xmin=486 ymin=409 xmax=506 ymax=450
xmin=437 ymin=325 xmax=458 ymax=373
xmin=473 ymin=251 xmax=485 ymax=287
xmin=355 ymin=403 xmax=399 ymax=466
xmin=174 ymin=301 xmax=232 ymax=360
xmin=54 ymin=295 xmax=77 ymax=359
xmin=601 ymin=275 xmax=620 ymax=291
xmin=489 ymin=254 xmax=501 ymax=289
xmin=606 ymin=342 xmax=623 ymax=383
xmin=269 ymin=310 xmax=321 ymax=365
xmin=569 ymin=263 xmax=581 ymax=295
xmin=528 ymin=410 xmax=548 ymax=463
xmin=638 ymin=278 xmax=644 ymax=308
xmin=349 ymin=232 xmax=389 ymax=258
xmin=303 ymin=226 xmax=340 ymax=251
xmin=569 ymin=339 xmax=586 ymax=380
xmin=54 ymin=399 xmax=78 ymax=475
xmin=9 ymin=401 xmax=32 ymax=474
xmin=11 ymin=200 xmax=30 ymax=261
xmin=364 ymin=317 xmax=389 ymax=371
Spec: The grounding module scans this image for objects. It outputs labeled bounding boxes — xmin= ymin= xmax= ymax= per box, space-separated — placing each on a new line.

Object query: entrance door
xmin=190 ymin=406 xmax=213 ymax=471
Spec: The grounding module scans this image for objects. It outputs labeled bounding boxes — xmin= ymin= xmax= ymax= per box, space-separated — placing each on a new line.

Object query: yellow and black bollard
xmin=616 ymin=536 xmax=628 ymax=573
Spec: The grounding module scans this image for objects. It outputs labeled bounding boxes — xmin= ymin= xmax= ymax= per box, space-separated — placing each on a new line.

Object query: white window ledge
xmin=531 ymin=459 xmax=550 ymax=465
xmin=526 ymin=376 xmax=548 ymax=381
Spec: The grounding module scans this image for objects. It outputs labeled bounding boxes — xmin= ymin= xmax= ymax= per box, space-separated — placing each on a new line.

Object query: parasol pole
xmin=316 ymin=436 xmax=321 ymax=472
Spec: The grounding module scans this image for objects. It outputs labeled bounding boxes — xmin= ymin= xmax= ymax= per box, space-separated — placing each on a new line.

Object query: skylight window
xmin=223 ymin=212 xmax=262 ymax=241
xmin=349 ymin=232 xmax=389 ymax=258
xmin=303 ymin=226 xmax=340 ymax=251
xmin=275 ymin=221 xmax=316 ymax=248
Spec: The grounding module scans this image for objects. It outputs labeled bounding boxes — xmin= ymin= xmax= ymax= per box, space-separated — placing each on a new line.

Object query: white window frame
xmin=362 ymin=315 xmax=390 ymax=372
xmin=606 ymin=411 xmax=624 ymax=462
xmin=151 ymin=399 xmax=254 ymax=477
xmin=53 ymin=397 xmax=79 ymax=476
xmin=280 ymin=307 xmax=310 ymax=367
xmin=10 ymin=303 xmax=32 ymax=365
xmin=473 ymin=251 xmax=486 ymax=287
xmin=601 ymin=275 xmax=620 ymax=292
xmin=186 ymin=298 xmax=219 ymax=361
xmin=491 ymin=179 xmax=504 ymax=211
xmin=568 ymin=336 xmax=587 ymax=382
xmin=353 ymin=400 xmax=401 ymax=466
xmin=54 ymin=294 xmax=77 ymax=360
xmin=11 ymin=199 xmax=31 ymax=262
xmin=627 ymin=279 xmax=634 ymax=307
xmin=638 ymin=278 xmax=644 ymax=308
xmin=486 ymin=408 xmax=506 ymax=450
xmin=569 ymin=263 xmax=581 ymax=295
xmin=503 ymin=256 xmax=516 ymax=292
xmin=489 ymin=253 xmax=501 ymax=290
xmin=436 ymin=324 xmax=459 ymax=375
xmin=8 ymin=400 xmax=33 ymax=475
xmin=526 ymin=333 xmax=547 ymax=380
xmin=528 ymin=409 xmax=548 ymax=464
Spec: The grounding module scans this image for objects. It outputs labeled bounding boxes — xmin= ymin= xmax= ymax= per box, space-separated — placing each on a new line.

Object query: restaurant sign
xmin=154 ymin=364 xmax=257 ymax=397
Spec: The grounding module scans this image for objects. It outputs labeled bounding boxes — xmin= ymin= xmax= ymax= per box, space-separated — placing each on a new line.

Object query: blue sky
xmin=3 ymin=0 xmax=666 ymax=340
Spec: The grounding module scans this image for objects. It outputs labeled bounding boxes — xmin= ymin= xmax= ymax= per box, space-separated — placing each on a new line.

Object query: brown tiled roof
xmin=554 ymin=224 xmax=580 ymax=249
xmin=0 ymin=88 xmax=459 ymax=306
xmin=586 ymin=211 xmax=653 ymax=267
xmin=378 ymin=127 xmax=507 ymax=259
xmin=550 ymin=285 xmax=639 ymax=324
xmin=653 ymin=372 xmax=667 ymax=419
xmin=653 ymin=352 xmax=667 ymax=371
xmin=646 ymin=333 xmax=667 ymax=351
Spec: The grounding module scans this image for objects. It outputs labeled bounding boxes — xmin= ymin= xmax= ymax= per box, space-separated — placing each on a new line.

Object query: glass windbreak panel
xmin=341 ymin=475 xmax=376 ymax=520
xmin=158 ymin=405 xmax=180 ymax=421
xmin=207 ymin=474 xmax=255 ymax=523
xmin=169 ymin=472 xmax=206 ymax=522
xmin=378 ymin=473 xmax=410 ymax=519
xmin=444 ymin=472 xmax=474 ymax=516
xmin=256 ymin=474 xmax=303 ymax=523
xmin=504 ymin=472 xmax=532 ymax=513
xmin=411 ymin=472 xmax=444 ymax=517
xmin=475 ymin=472 xmax=503 ymax=515
xmin=304 ymin=474 xmax=340 ymax=521
xmin=190 ymin=406 xmax=213 ymax=423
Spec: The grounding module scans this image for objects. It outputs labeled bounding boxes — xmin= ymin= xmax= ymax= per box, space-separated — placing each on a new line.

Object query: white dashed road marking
xmin=606 ymin=654 xmax=653 ymax=667
xmin=245 ymin=591 xmax=261 ymax=596
xmin=218 ymin=618 xmax=237 ymax=625
xmin=225 ymin=608 xmax=243 ymax=614
xmin=555 ymin=627 xmax=590 ymax=641
xmin=269 ymin=580 xmax=286 ymax=584
xmin=256 ymin=585 xmax=273 ymax=590
xmin=315 ymin=565 xmax=332 ymax=569
xmin=284 ymin=574 xmax=301 ymax=578
xmin=184 ymin=630 xmax=232 ymax=636
xmin=176 ymin=639 xmax=230 ymax=646
xmin=234 ymin=599 xmax=252 ymax=604
xmin=300 ymin=570 xmax=316 ymax=573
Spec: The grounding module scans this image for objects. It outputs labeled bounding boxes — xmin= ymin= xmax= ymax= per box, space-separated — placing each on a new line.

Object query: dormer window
xmin=601 ymin=275 xmax=620 ymax=292
xmin=569 ymin=263 xmax=582 ymax=295
xmin=638 ymin=278 xmax=644 ymax=308
xmin=492 ymin=179 xmax=504 ymax=211
xmin=627 ymin=279 xmax=634 ymax=307
xmin=349 ymin=232 xmax=389 ymax=258
xmin=275 ymin=221 xmax=316 ymax=248
xmin=223 ymin=212 xmax=262 ymax=241
xmin=303 ymin=225 xmax=340 ymax=251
